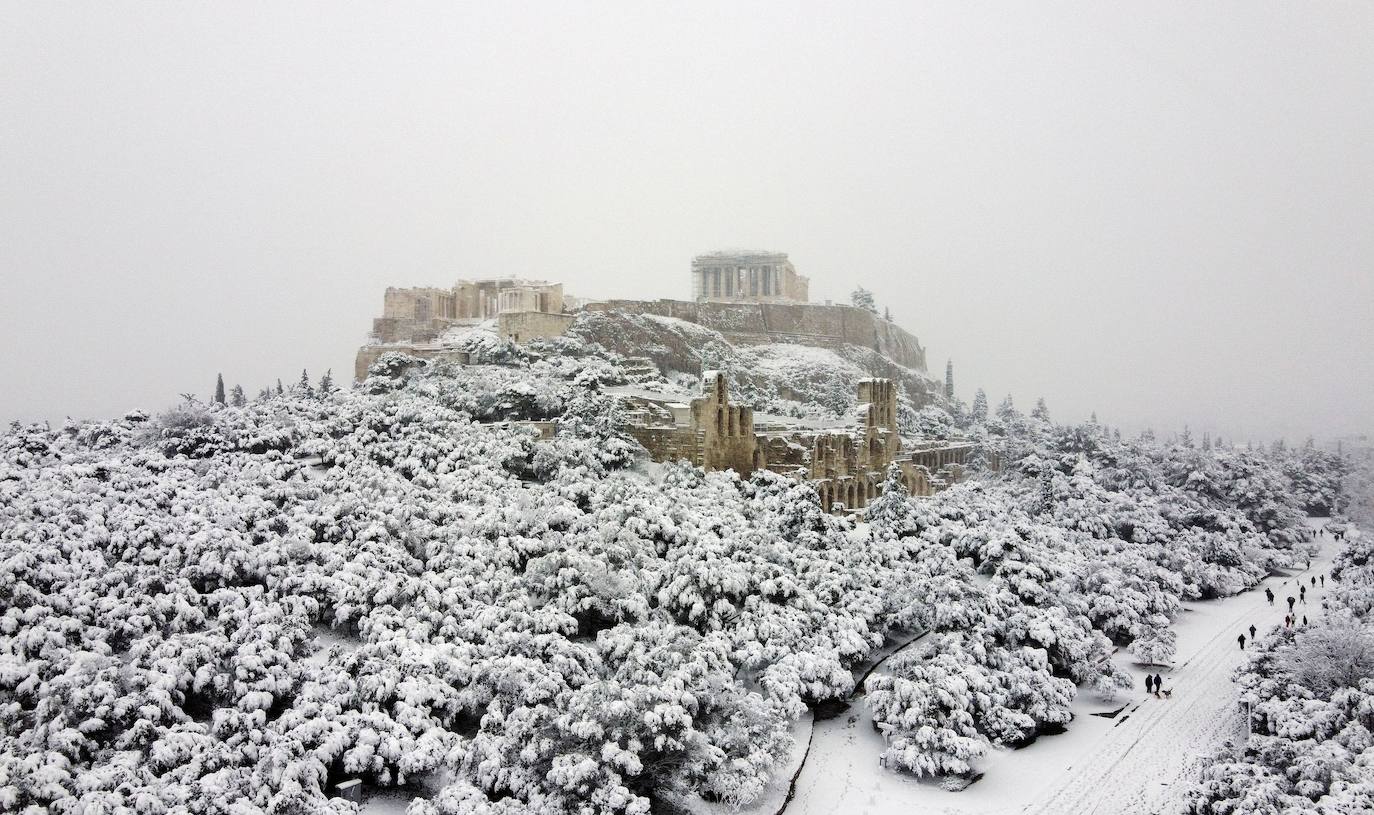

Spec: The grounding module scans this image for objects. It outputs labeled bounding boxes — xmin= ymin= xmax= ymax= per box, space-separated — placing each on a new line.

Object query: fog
xmin=3 ymin=2 xmax=1371 ymax=443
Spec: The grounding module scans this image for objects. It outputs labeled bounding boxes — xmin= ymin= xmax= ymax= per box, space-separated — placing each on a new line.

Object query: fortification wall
xmin=498 ymin=311 xmax=574 ymax=344
xmin=581 ymin=299 xmax=927 ymax=372
xmin=625 ymin=426 xmax=703 ymax=466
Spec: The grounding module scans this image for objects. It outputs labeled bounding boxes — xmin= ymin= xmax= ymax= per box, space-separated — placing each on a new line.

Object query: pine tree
xmin=1180 ymin=425 xmax=1194 ymax=448
xmin=318 ymin=369 xmax=334 ymax=394
xmin=944 ymin=360 xmax=954 ymax=400
xmin=1031 ymin=397 xmax=1050 ymax=423
xmin=1130 ymin=617 xmax=1177 ymax=666
xmin=866 ymin=463 xmax=917 ymax=535
xmin=996 ymin=395 xmax=1016 ymax=422
xmin=971 ymin=389 xmax=988 ymax=424
xmin=229 ymin=385 xmax=246 ymax=407
xmin=214 ymin=374 xmax=226 ymax=406
xmin=851 ymin=287 xmax=877 ymax=314
xmin=298 ymin=369 xmax=312 ymax=397
xmin=276 ymin=379 xmax=284 ymax=396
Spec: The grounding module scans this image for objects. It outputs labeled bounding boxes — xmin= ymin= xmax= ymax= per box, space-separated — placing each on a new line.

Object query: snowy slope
xmin=566 ymin=308 xmax=942 ymax=421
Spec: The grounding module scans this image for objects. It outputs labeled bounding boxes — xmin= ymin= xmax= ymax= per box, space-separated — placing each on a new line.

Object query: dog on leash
xmin=1162 ymin=688 xmax=1172 ymax=699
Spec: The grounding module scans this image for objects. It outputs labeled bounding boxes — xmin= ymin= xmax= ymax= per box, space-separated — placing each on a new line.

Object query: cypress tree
xmin=944 ymin=360 xmax=954 ymax=400
xmin=214 ymin=374 xmax=226 ymax=406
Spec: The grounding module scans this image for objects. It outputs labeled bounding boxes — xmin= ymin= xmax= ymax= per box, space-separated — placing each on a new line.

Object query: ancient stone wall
xmin=693 ymin=371 xmax=760 ymax=475
xmin=354 ymin=346 xmax=471 ymax=382
xmin=498 ymin=311 xmax=575 ymax=344
xmin=625 ymin=425 xmax=704 ymax=467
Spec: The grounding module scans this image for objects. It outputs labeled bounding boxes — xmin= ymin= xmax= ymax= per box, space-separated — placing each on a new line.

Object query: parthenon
xmin=691 ymin=250 xmax=809 ymax=303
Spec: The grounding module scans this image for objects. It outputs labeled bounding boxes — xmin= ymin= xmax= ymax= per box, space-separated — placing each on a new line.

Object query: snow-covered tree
xmin=851 ymin=286 xmax=877 ymax=314
xmin=970 ymin=389 xmax=988 ymax=424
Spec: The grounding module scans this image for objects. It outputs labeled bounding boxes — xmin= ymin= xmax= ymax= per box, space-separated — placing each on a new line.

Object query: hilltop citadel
xmin=355 ymin=250 xmax=979 ymax=511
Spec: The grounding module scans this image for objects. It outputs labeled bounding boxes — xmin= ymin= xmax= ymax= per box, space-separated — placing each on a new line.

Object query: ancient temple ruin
xmin=690 ymin=250 xmax=809 ymax=303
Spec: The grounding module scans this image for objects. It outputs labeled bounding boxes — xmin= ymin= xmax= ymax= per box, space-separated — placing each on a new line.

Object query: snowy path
xmin=789 ymin=523 xmax=1338 ymax=815
xmin=1025 ymin=527 xmax=1338 ymax=815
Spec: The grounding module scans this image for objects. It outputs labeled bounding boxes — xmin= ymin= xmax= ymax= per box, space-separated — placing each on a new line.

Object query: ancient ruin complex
xmin=617 ymin=374 xmax=975 ymax=510
xmin=353 ymin=252 xmax=982 ymax=509
xmin=357 ymin=278 xmax=574 ymax=379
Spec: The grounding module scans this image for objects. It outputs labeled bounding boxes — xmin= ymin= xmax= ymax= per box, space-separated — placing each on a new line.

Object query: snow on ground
xmin=789 ymin=520 xmax=1339 ymax=815
xmin=359 ymin=791 xmax=413 ymax=815
xmin=305 ymin=624 xmax=362 ymax=667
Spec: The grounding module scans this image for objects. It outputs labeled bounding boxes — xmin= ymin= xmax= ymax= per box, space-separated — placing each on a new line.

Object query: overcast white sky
xmin=2 ymin=2 xmax=1371 ymax=442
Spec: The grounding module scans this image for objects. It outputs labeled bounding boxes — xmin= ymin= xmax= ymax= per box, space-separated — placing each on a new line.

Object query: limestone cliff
xmin=581 ymin=299 xmax=927 ymax=372
xmin=566 ymin=306 xmax=942 ymax=420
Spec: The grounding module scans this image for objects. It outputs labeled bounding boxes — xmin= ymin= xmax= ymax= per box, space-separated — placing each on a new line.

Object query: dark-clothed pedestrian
xmin=1153 ymin=673 xmax=1163 ymax=696
xmin=1311 ymin=576 xmax=1317 ymax=587
xmin=1300 ymin=586 xmax=1307 ymax=604
xmin=1302 ymin=615 xmax=1308 ymax=626
xmin=1266 ymin=588 xmax=1274 ymax=605
xmin=1320 ymin=575 xmax=1325 ymax=587
xmin=1238 ymin=633 xmax=1246 ymax=650
xmin=1249 ymin=624 xmax=1256 ymax=639
xmin=1288 ymin=596 xmax=1296 ymax=611
xmin=1144 ymin=675 xmax=1152 ymax=694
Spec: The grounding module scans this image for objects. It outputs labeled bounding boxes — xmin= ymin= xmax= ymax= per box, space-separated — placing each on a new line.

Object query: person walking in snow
xmin=1320 ymin=574 xmax=1325 ymax=587
xmin=1238 ymin=633 xmax=1246 ymax=650
xmin=1284 ymin=615 xmax=1291 ymax=628
xmin=1310 ymin=576 xmax=1317 ymax=588
xmin=1300 ymin=586 xmax=1306 ymax=604
xmin=1302 ymin=615 xmax=1308 ymax=626
xmin=1249 ymin=624 xmax=1257 ymax=639
xmin=1144 ymin=674 xmax=1152 ymax=695
xmin=1153 ymin=673 xmax=1163 ymax=697
xmin=1287 ymin=595 xmax=1296 ymax=612
xmin=1266 ymin=588 xmax=1274 ymax=605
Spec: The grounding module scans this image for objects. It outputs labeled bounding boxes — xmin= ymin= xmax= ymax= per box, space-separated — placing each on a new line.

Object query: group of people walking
xmin=1147 ymin=526 xmax=1337 ymax=700
xmin=1245 ymin=571 xmax=1328 ymax=647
